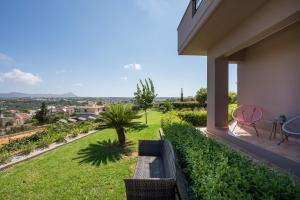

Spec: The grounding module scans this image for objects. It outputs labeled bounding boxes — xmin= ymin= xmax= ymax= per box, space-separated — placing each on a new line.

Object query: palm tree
xmin=98 ymin=103 xmax=141 ymax=146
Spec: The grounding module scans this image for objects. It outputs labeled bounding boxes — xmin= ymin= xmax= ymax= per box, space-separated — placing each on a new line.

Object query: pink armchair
xmin=232 ymin=105 xmax=263 ymax=136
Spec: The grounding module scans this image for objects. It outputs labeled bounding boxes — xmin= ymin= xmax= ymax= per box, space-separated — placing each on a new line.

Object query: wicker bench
xmin=124 ymin=139 xmax=176 ymax=200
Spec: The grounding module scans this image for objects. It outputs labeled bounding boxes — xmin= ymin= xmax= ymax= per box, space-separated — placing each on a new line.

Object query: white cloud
xmin=121 ymin=76 xmax=128 ymax=81
xmin=74 ymin=82 xmax=83 ymax=87
xmin=0 ymin=69 xmax=42 ymax=85
xmin=124 ymin=64 xmax=141 ymax=70
xmin=0 ymin=52 xmax=15 ymax=67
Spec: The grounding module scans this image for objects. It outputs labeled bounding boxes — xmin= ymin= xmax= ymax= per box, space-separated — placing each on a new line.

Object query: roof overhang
xmin=178 ymin=0 xmax=268 ymax=55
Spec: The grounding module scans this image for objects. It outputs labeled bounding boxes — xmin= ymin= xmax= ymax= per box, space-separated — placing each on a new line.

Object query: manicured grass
xmin=0 ymin=111 xmax=161 ymax=200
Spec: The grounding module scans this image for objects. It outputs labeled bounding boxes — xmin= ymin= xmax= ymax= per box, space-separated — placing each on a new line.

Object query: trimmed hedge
xmin=0 ymin=120 xmax=99 ymax=164
xmin=174 ymin=104 xmax=236 ymax=127
xmin=159 ymin=101 xmax=201 ymax=110
xmin=159 ymin=101 xmax=173 ymax=113
xmin=172 ymin=101 xmax=200 ymax=110
xmin=160 ymin=103 xmax=236 ymax=126
xmin=177 ymin=111 xmax=207 ymax=126
xmin=161 ymin=112 xmax=300 ymax=199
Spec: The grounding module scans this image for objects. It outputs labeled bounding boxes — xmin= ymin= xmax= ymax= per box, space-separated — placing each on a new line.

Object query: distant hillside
xmin=0 ymin=92 xmax=77 ymax=98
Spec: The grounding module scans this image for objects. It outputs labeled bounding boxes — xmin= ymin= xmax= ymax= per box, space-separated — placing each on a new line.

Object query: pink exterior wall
xmin=238 ymin=21 xmax=300 ymax=129
xmin=205 ymin=0 xmax=300 ymax=131
xmin=179 ymin=0 xmax=300 ymax=131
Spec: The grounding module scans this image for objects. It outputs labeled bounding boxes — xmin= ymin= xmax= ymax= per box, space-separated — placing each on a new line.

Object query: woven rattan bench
xmin=124 ymin=139 xmax=176 ymax=200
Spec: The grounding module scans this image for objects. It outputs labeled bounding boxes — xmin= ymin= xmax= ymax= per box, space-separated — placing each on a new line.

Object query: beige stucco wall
xmin=238 ymin=21 xmax=300 ymax=130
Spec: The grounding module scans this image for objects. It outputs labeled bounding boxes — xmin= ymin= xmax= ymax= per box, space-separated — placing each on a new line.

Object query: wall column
xmin=207 ymin=56 xmax=229 ymax=132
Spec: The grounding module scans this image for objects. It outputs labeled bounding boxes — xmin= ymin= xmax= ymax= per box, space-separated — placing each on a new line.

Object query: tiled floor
xmin=228 ymin=122 xmax=300 ymax=163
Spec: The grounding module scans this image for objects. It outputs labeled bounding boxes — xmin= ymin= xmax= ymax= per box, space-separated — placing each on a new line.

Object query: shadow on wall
xmin=73 ymin=139 xmax=134 ymax=166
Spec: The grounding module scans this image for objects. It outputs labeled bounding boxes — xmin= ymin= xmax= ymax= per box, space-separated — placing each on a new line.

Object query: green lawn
xmin=0 ymin=111 xmax=161 ymax=200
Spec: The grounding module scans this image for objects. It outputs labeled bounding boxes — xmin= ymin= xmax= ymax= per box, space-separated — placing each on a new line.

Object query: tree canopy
xmin=195 ymin=88 xmax=207 ymax=107
xmin=134 ymin=78 xmax=157 ymax=124
xmin=34 ymin=102 xmax=48 ymax=124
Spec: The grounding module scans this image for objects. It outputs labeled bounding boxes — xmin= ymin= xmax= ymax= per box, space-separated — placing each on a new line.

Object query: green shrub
xmin=228 ymin=103 xmax=237 ymax=122
xmin=54 ymin=134 xmax=66 ymax=143
xmin=0 ymin=150 xmax=11 ymax=164
xmin=71 ymin=132 xmax=79 ymax=138
xmin=0 ymin=138 xmax=32 ymax=153
xmin=179 ymin=108 xmax=192 ymax=111
xmin=0 ymin=120 xmax=99 ymax=164
xmin=5 ymin=125 xmax=36 ymax=135
xmin=81 ymin=126 xmax=90 ymax=134
xmin=195 ymin=88 xmax=207 ymax=107
xmin=161 ymin=113 xmax=300 ymax=199
xmin=19 ymin=143 xmax=35 ymax=155
xmin=159 ymin=101 xmax=204 ymax=111
xmin=170 ymin=108 xmax=234 ymax=127
xmin=37 ymin=136 xmax=52 ymax=148
xmin=159 ymin=101 xmax=173 ymax=113
xmin=170 ymin=101 xmax=201 ymax=110
xmin=70 ymin=127 xmax=81 ymax=138
xmin=131 ymin=104 xmax=140 ymax=112
xmin=229 ymin=92 xmax=237 ymax=104
xmin=177 ymin=111 xmax=207 ymax=126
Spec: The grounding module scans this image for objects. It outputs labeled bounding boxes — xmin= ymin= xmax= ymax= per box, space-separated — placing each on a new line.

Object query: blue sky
xmin=0 ymin=0 xmax=236 ymax=97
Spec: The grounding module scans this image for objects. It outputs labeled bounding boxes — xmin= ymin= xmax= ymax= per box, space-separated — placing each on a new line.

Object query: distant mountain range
xmin=0 ymin=92 xmax=77 ymax=98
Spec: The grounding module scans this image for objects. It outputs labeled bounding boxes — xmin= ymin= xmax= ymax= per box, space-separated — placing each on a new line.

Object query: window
xmin=193 ymin=0 xmax=202 ymax=16
xmin=195 ymin=0 xmax=202 ymax=10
